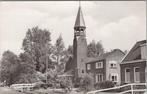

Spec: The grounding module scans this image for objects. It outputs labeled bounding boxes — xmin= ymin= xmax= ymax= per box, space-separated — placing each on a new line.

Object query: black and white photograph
xmin=0 ymin=1 xmax=146 ymax=94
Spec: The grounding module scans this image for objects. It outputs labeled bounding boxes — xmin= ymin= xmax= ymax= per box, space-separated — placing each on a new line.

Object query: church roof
xmin=74 ymin=6 xmax=86 ymax=28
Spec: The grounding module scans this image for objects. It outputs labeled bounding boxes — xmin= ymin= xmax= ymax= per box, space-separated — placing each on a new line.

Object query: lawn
xmin=24 ymin=88 xmax=85 ymax=94
xmin=0 ymin=87 xmax=25 ymax=94
xmin=0 ymin=87 xmax=86 ymax=94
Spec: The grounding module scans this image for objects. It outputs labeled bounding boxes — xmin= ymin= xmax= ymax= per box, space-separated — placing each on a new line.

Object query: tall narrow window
xmin=95 ymin=74 xmax=103 ymax=83
xmin=134 ymin=67 xmax=140 ymax=82
xmin=112 ymin=75 xmax=117 ymax=82
xmin=110 ymin=73 xmax=118 ymax=82
xmin=125 ymin=68 xmax=131 ymax=83
xmin=87 ymin=64 xmax=91 ymax=70
xmin=96 ymin=61 xmax=103 ymax=69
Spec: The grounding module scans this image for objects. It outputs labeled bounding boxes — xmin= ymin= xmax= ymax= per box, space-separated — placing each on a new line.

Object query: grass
xmin=23 ymin=88 xmax=85 ymax=94
xmin=0 ymin=87 xmax=25 ymax=94
xmin=0 ymin=87 xmax=85 ymax=94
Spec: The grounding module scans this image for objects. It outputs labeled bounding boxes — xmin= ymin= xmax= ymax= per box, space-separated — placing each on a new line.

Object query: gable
xmin=123 ymin=46 xmax=141 ymax=62
xmin=122 ymin=40 xmax=146 ymax=62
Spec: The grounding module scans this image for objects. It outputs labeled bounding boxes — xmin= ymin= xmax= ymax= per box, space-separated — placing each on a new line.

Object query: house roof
xmin=121 ymin=40 xmax=146 ymax=63
xmin=86 ymin=49 xmax=124 ymax=63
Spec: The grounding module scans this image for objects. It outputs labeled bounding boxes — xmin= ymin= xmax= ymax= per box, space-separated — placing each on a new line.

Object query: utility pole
xmin=46 ymin=44 xmax=48 ymax=84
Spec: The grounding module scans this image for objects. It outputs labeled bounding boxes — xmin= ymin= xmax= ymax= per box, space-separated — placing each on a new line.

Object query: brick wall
xmin=73 ymin=36 xmax=87 ymax=78
xmin=120 ymin=61 xmax=146 ymax=84
xmin=86 ymin=59 xmax=106 ymax=83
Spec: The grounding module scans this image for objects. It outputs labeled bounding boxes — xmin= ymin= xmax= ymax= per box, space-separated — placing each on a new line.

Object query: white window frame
xmin=87 ymin=64 xmax=91 ymax=70
xmin=134 ymin=67 xmax=140 ymax=83
xmin=96 ymin=61 xmax=103 ymax=69
xmin=110 ymin=73 xmax=118 ymax=82
xmin=125 ymin=68 xmax=131 ymax=83
xmin=95 ymin=74 xmax=103 ymax=83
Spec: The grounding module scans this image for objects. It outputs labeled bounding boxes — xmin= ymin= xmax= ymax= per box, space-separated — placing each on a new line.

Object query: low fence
xmin=87 ymin=83 xmax=147 ymax=94
xmin=10 ymin=83 xmax=36 ymax=92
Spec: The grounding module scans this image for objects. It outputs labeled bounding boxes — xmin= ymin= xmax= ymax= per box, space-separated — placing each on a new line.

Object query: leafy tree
xmin=0 ymin=51 xmax=21 ymax=86
xmin=73 ymin=77 xmax=82 ymax=88
xmin=22 ymin=26 xmax=52 ymax=73
xmin=96 ymin=41 xmax=104 ymax=55
xmin=73 ymin=74 xmax=94 ymax=92
xmin=56 ymin=62 xmax=65 ymax=74
xmin=87 ymin=40 xmax=104 ymax=57
xmin=56 ymin=45 xmax=73 ymax=73
xmin=17 ymin=52 xmax=39 ymax=83
xmin=53 ymin=34 xmax=65 ymax=64
xmin=67 ymin=45 xmax=73 ymax=56
xmin=79 ymin=75 xmax=94 ymax=92
xmin=19 ymin=52 xmax=35 ymax=70
xmin=59 ymin=77 xmax=72 ymax=93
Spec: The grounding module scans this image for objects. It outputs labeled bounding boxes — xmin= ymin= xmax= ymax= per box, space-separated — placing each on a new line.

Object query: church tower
xmin=73 ymin=5 xmax=87 ymax=78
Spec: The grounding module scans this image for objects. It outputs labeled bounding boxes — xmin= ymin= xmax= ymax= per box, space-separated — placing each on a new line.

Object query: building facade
xmin=64 ymin=5 xmax=126 ymax=85
xmin=120 ymin=40 xmax=146 ymax=84
xmin=86 ymin=49 xmax=125 ymax=84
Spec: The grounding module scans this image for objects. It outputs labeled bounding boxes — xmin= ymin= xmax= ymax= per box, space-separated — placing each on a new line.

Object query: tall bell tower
xmin=73 ymin=5 xmax=87 ymax=78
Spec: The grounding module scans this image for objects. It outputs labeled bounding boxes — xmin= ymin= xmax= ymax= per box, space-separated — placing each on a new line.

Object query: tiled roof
xmin=74 ymin=6 xmax=86 ymax=28
xmin=121 ymin=40 xmax=146 ymax=63
xmin=86 ymin=49 xmax=124 ymax=63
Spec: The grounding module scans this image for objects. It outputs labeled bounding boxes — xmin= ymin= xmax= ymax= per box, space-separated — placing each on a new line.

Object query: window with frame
xmin=110 ymin=73 xmax=118 ymax=82
xmin=95 ymin=74 xmax=103 ymax=83
xmin=96 ymin=61 xmax=103 ymax=69
xmin=87 ymin=64 xmax=91 ymax=70
xmin=125 ymin=68 xmax=131 ymax=83
xmin=109 ymin=61 xmax=117 ymax=69
xmin=134 ymin=67 xmax=140 ymax=82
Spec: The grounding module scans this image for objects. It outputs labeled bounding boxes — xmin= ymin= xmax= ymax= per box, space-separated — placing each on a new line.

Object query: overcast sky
xmin=0 ymin=1 xmax=146 ymax=58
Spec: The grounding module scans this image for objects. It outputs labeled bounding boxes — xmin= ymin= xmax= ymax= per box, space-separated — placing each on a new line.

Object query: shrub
xmin=95 ymin=81 xmax=115 ymax=90
xmin=74 ymin=75 xmax=94 ymax=92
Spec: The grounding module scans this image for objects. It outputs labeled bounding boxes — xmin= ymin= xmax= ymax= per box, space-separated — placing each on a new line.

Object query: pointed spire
xmin=74 ymin=5 xmax=86 ymax=29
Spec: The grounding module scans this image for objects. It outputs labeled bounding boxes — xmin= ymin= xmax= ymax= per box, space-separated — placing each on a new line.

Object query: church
xmin=63 ymin=4 xmax=125 ymax=85
xmin=64 ymin=5 xmax=88 ymax=78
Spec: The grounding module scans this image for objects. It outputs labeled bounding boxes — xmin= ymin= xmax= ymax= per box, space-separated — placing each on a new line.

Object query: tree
xmin=96 ymin=41 xmax=104 ymax=55
xmin=22 ymin=26 xmax=52 ymax=73
xmin=73 ymin=74 xmax=94 ymax=92
xmin=59 ymin=77 xmax=72 ymax=93
xmin=0 ymin=51 xmax=21 ymax=86
xmin=53 ymin=34 xmax=65 ymax=64
xmin=67 ymin=45 xmax=73 ymax=56
xmin=17 ymin=52 xmax=39 ymax=83
xmin=79 ymin=75 xmax=94 ymax=92
xmin=87 ymin=40 xmax=104 ymax=57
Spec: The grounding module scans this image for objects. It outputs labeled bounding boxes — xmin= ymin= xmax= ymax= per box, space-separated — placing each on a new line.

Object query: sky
xmin=0 ymin=1 xmax=146 ymax=58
